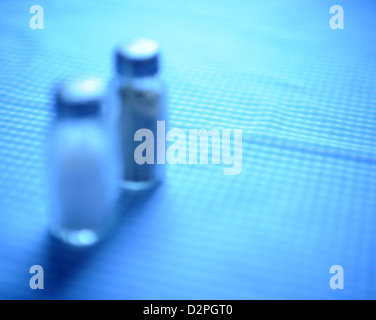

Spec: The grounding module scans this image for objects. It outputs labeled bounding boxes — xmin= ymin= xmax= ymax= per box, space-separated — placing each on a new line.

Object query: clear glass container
xmin=111 ymin=38 xmax=167 ymax=190
xmin=48 ymin=79 xmax=119 ymax=246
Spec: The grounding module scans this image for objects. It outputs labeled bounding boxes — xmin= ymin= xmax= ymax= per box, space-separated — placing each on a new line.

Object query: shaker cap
xmin=115 ymin=38 xmax=160 ymax=77
xmin=55 ymin=78 xmax=104 ymax=118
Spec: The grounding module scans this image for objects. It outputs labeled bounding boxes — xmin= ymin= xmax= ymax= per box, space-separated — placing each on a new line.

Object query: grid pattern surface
xmin=0 ymin=0 xmax=375 ymax=299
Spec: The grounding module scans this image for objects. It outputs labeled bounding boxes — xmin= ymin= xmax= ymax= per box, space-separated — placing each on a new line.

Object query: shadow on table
xmin=34 ymin=184 xmax=161 ymax=298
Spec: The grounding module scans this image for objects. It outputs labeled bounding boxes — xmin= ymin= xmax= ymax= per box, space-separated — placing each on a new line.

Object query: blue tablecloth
xmin=0 ymin=0 xmax=375 ymax=299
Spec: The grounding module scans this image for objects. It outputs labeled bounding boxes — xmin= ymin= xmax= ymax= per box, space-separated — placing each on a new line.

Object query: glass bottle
xmin=48 ymin=79 xmax=119 ymax=246
xmin=111 ymin=38 xmax=167 ymax=190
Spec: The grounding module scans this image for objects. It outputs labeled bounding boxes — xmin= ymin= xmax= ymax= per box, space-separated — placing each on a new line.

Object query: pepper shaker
xmin=112 ymin=38 xmax=167 ymax=190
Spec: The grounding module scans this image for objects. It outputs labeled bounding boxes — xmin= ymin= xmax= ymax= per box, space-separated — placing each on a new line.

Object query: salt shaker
xmin=48 ymin=79 xmax=119 ymax=246
xmin=112 ymin=38 xmax=167 ymax=190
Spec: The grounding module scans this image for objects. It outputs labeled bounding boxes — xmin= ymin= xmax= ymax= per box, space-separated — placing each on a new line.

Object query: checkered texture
xmin=0 ymin=0 xmax=375 ymax=299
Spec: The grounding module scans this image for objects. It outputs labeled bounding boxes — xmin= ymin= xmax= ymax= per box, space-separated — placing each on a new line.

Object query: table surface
xmin=0 ymin=0 xmax=375 ymax=299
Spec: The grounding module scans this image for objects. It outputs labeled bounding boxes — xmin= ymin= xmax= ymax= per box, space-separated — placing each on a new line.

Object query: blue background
xmin=0 ymin=0 xmax=375 ymax=299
